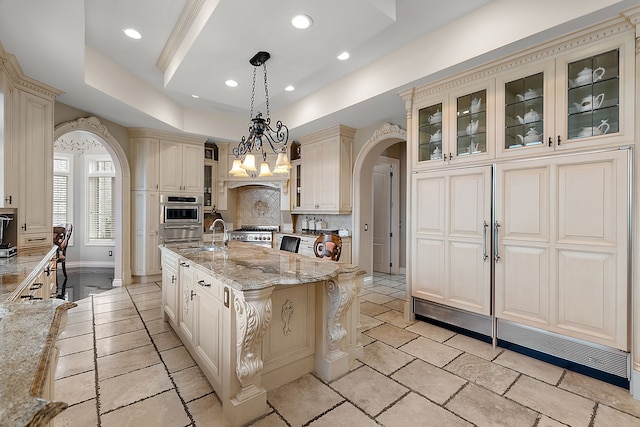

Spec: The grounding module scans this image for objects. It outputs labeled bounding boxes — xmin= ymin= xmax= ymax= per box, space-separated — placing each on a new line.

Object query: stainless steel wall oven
xmin=159 ymin=194 xmax=203 ymax=244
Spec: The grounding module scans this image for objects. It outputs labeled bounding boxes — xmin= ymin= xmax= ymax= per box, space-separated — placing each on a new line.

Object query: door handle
xmin=190 ymin=289 xmax=196 ymax=300
xmin=482 ymin=221 xmax=488 ymax=261
xmin=494 ymin=221 xmax=501 ymax=262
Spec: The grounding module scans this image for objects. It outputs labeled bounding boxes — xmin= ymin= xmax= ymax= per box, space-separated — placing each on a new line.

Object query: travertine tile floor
xmin=51 ymin=273 xmax=640 ymax=426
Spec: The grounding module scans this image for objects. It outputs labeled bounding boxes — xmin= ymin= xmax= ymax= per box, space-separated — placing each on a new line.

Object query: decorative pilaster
xmin=325 ymin=278 xmax=357 ymax=357
xmin=233 ymin=287 xmax=273 ymax=401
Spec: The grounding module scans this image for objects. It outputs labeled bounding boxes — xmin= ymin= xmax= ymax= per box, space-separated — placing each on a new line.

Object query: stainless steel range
xmin=228 ymin=225 xmax=279 ymax=248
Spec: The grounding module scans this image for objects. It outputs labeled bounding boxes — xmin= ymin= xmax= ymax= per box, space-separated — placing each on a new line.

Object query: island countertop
xmin=0 ymin=248 xmax=57 ymax=300
xmin=161 ymin=240 xmax=362 ymax=292
xmin=0 ymin=298 xmax=76 ymax=427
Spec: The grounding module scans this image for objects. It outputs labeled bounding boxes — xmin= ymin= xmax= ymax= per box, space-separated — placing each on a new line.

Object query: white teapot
xmin=470 ymin=97 xmax=482 ymax=114
xmin=574 ymin=93 xmax=605 ymax=112
xmin=516 ymin=88 xmax=538 ymax=101
xmin=516 ymin=109 xmax=540 ymax=124
xmin=572 ymin=66 xmax=605 ymax=86
xmin=428 ymin=110 xmax=442 ymax=124
xmin=517 ymin=128 xmax=541 ymax=145
xmin=577 ymin=119 xmax=610 ymax=138
xmin=466 ymin=119 xmax=479 ymax=135
xmin=430 ymin=129 xmax=442 ymax=142
xmin=430 ymin=147 xmax=442 ymax=160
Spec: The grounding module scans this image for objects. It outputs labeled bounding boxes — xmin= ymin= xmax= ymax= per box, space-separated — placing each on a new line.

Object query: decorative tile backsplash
xmin=237 ymin=186 xmax=281 ymax=226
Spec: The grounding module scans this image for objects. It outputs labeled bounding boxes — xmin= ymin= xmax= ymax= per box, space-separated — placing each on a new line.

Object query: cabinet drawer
xmin=194 ymin=268 xmax=223 ymax=301
xmin=19 ymin=232 xmax=51 ymax=248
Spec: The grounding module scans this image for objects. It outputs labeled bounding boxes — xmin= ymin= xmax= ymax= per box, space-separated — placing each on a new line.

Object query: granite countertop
xmin=161 ymin=241 xmax=361 ymax=292
xmin=0 ymin=248 xmax=57 ymax=301
xmin=0 ymin=299 xmax=77 ymax=427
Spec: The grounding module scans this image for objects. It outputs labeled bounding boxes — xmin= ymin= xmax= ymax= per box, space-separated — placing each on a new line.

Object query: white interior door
xmin=373 ymin=162 xmax=391 ymax=273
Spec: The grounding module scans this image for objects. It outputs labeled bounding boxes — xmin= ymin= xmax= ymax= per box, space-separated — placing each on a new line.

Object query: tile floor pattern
xmin=50 ymin=273 xmax=640 ymax=427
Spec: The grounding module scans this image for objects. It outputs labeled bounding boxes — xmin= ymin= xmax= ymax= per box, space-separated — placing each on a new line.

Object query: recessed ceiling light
xmin=285 ymin=85 xmax=295 ymax=92
xmin=291 ymin=14 xmax=312 ymax=29
xmin=123 ymin=28 xmax=142 ymax=39
xmin=191 ymin=94 xmax=199 ymax=98
xmin=225 ymin=80 xmax=238 ymax=87
xmin=337 ymin=52 xmax=350 ymax=61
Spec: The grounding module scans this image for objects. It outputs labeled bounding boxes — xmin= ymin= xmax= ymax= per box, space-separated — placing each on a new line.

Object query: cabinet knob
xmin=557 ymin=135 xmax=561 ymax=145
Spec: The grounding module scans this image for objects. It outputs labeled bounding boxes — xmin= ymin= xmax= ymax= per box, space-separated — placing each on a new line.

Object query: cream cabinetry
xmin=406 ymin=22 xmax=635 ymax=376
xmin=161 ymin=249 xmax=179 ymax=323
xmin=0 ymin=72 xmax=17 ymax=208
xmin=496 ymin=34 xmax=634 ymax=158
xmin=0 ymin=46 xmax=60 ymax=251
xmin=132 ymin=137 xmax=159 ymax=191
xmin=130 ymin=129 xmax=205 ymax=277
xmin=410 ymin=167 xmax=492 ymax=316
xmin=132 ymin=191 xmax=160 ymax=276
xmin=159 ymin=139 xmax=204 ymax=194
xmin=203 ymin=159 xmax=217 ymax=212
xmin=296 ymin=125 xmax=355 ymax=214
xmin=495 ymin=150 xmax=629 ymax=350
xmin=178 ymin=259 xmax=196 ymax=342
xmin=18 ymin=91 xmax=55 ymax=249
xmin=412 ymin=33 xmax=634 ymax=170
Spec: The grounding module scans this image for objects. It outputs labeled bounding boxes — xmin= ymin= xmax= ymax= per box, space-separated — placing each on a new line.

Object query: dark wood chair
xmin=53 ymin=223 xmax=73 ymax=278
xmin=280 ymin=235 xmax=301 ymax=253
xmin=313 ymin=234 xmax=342 ymax=261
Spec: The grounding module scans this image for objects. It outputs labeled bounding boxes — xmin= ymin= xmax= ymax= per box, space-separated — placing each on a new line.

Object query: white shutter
xmin=88 ymin=175 xmax=115 ymax=240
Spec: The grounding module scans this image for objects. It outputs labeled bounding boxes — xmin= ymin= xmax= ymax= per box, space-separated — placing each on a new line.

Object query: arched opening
xmin=54 ymin=117 xmax=132 ymax=287
xmin=353 ymin=122 xmax=407 ymax=307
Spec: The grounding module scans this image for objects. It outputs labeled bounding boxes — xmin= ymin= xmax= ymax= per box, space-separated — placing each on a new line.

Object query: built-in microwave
xmin=159 ymin=194 xmax=203 ymax=244
xmin=160 ymin=194 xmax=202 ymax=224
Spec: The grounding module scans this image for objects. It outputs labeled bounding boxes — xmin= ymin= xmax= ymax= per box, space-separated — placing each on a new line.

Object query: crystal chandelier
xmin=229 ymin=51 xmax=291 ymax=178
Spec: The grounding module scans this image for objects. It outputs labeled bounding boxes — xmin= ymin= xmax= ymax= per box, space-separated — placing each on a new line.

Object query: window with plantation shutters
xmin=87 ymin=156 xmax=115 ymax=243
xmin=53 ymin=154 xmax=73 ymax=227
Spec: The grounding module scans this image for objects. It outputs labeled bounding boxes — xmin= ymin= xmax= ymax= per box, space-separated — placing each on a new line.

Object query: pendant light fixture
xmin=229 ymin=51 xmax=291 ymax=177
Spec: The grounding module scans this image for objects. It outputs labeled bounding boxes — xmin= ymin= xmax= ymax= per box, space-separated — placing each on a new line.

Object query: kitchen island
xmin=159 ymin=241 xmax=363 ymax=426
xmin=0 ymin=247 xmax=76 ymax=427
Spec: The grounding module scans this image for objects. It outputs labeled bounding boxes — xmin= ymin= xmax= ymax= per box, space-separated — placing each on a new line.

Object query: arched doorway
xmin=54 ymin=117 xmax=132 ymax=286
xmin=353 ymin=122 xmax=407 ymax=308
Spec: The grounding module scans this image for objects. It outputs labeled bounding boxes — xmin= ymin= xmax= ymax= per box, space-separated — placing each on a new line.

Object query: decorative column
xmin=230 ymin=287 xmax=273 ymax=412
xmin=315 ymin=272 xmax=358 ymax=381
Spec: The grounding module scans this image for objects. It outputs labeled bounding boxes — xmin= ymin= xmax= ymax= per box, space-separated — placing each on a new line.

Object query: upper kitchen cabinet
xmin=412 ymin=78 xmax=495 ymax=169
xmin=130 ymin=129 xmax=205 ymax=195
xmin=0 ymin=43 xmax=62 ymax=251
xmin=0 ymin=70 xmax=17 ymax=209
xmin=296 ymin=125 xmax=355 ymax=214
xmin=131 ymin=136 xmax=159 ymax=191
xmin=496 ymin=33 xmax=634 ymax=157
xmin=159 ymin=139 xmax=204 ymax=194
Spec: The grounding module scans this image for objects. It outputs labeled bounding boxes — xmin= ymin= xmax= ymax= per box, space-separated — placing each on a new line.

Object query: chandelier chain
xmin=249 ymin=66 xmax=257 ymax=120
xmin=263 ymin=63 xmax=270 ymax=119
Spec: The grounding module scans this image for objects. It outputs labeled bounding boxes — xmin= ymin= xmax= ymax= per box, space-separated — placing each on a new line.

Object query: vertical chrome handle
xmin=190 ymin=289 xmax=196 ymax=300
xmin=224 ymin=287 xmax=230 ymax=308
xmin=494 ymin=221 xmax=501 ymax=262
xmin=171 ymin=275 xmax=176 ymax=284
xmin=482 ymin=221 xmax=488 ymax=261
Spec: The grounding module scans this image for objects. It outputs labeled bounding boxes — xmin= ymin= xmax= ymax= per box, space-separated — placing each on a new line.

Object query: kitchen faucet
xmin=210 ymin=218 xmax=229 ymax=247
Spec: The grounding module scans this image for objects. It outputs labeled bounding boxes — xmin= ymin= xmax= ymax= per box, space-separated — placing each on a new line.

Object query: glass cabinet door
xmin=456 ymin=90 xmax=486 ymax=158
xmin=504 ymin=73 xmax=544 ymax=150
xmin=567 ymin=49 xmax=619 ymax=140
xmin=417 ymin=103 xmax=443 ymax=162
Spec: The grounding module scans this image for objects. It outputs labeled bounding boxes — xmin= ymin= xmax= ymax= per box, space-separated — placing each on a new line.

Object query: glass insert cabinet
xmin=567 ymin=49 xmax=619 ymax=140
xmin=414 ymin=42 xmax=627 ymax=168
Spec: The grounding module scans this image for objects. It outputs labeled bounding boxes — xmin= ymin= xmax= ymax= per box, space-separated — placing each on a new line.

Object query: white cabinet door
xmin=182 ymin=143 xmax=204 ymax=194
xmin=179 ymin=261 xmax=196 ymax=342
xmin=19 ymin=91 xmax=53 ymax=237
xmin=494 ymin=161 xmax=551 ymax=325
xmin=299 ymin=142 xmax=318 ymax=211
xmin=159 ymin=140 xmax=183 ymax=193
xmin=133 ymin=137 xmax=159 ymax=191
xmin=132 ymin=191 xmax=160 ymax=276
xmin=162 ymin=252 xmax=179 ymax=324
xmin=411 ymin=166 xmax=492 ymax=315
xmin=193 ymin=273 xmax=223 ymax=388
xmin=0 ymin=74 xmax=17 ymax=208
xmin=495 ymin=150 xmax=629 ymax=350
